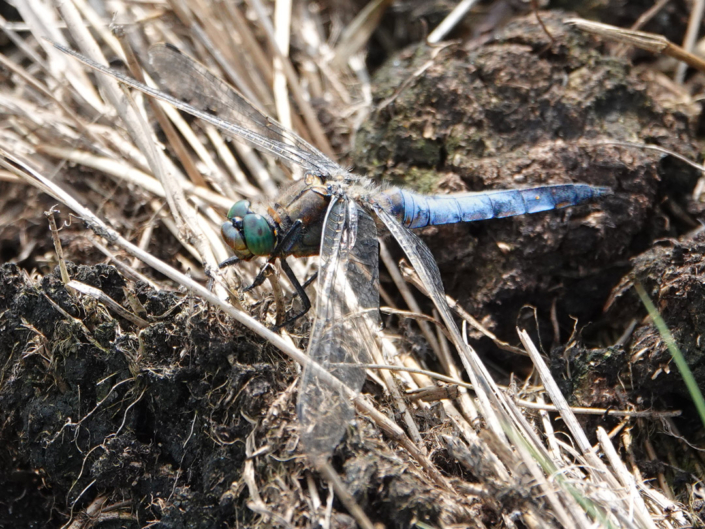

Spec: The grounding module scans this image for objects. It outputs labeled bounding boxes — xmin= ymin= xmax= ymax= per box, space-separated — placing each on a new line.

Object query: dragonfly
xmin=55 ymin=42 xmax=610 ymax=461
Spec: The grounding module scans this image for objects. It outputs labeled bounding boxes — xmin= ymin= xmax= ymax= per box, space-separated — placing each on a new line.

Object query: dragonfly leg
xmin=218 ymin=255 xmax=241 ymax=269
xmin=273 ymin=219 xmax=303 ymax=256
xmin=273 ymin=221 xmax=318 ymax=325
xmin=223 ymin=220 xmax=315 ymax=327
xmin=274 ymin=258 xmax=313 ymax=329
xmin=302 ymin=271 xmax=318 ymax=289
xmin=243 ymin=262 xmax=273 ymax=292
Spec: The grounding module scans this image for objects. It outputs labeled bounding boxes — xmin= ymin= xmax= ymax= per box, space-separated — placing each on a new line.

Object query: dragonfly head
xmin=221 ymin=200 xmax=275 ymax=259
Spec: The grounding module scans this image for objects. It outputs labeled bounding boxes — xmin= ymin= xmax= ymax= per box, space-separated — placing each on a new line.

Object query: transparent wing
xmin=52 ymin=42 xmax=341 ymax=176
xmin=374 ymin=200 xmax=518 ymax=435
xmin=373 ymin=205 xmax=453 ymax=334
xmin=148 ymin=45 xmax=342 ymax=176
xmin=297 ymin=195 xmax=380 ymax=459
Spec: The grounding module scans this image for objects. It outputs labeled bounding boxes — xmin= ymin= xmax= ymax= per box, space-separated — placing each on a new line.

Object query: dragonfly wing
xmin=374 ymin=206 xmax=519 ymax=439
xmin=148 ymin=44 xmax=343 ymax=176
xmin=298 ymin=195 xmax=380 ymax=459
xmin=50 ymin=42 xmax=341 ymax=175
xmin=373 ymin=205 xmax=451 ymax=326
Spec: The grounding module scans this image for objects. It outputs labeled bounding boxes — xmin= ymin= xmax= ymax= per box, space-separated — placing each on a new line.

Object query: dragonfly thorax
xmin=221 ymin=199 xmax=276 ymax=259
xmin=267 ymin=178 xmax=332 ymax=258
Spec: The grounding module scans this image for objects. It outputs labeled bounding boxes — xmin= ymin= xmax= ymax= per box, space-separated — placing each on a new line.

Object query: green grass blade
xmin=635 ymin=282 xmax=705 ymax=428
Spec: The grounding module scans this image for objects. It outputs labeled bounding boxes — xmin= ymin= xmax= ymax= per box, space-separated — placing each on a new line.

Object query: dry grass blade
xmin=427 ymin=0 xmax=480 ymax=44
xmin=333 ymin=0 xmax=393 ymax=66
xmin=380 ymin=241 xmax=443 ymax=358
xmin=399 ymin=259 xmax=526 ymax=355
xmin=674 ymin=0 xmax=705 ymax=83
xmin=35 ymin=145 xmax=234 ymax=209
xmin=629 ymin=0 xmax=672 ymax=32
xmin=116 ymin=29 xmax=206 ymax=189
xmin=66 ymin=279 xmax=149 ymax=328
xmin=316 ymin=460 xmax=375 ymax=529
xmin=54 ymin=0 xmax=220 ymax=281
xmin=246 ymin=0 xmax=334 ymax=157
xmin=567 ymin=17 xmax=705 ymax=74
xmin=517 ymin=329 xmax=691 ymax=527
xmin=45 ymin=206 xmax=71 ymax=285
xmin=273 ymin=0 xmax=293 ymax=131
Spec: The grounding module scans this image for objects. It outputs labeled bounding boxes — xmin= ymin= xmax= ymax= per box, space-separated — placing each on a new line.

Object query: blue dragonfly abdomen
xmin=375 ymin=184 xmax=610 ymax=229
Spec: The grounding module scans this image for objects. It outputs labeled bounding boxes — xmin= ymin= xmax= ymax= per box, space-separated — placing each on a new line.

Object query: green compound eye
xmin=221 ymin=221 xmax=251 ymax=258
xmin=227 ymin=200 xmax=251 ymax=220
xmin=242 ymin=214 xmax=275 ymax=256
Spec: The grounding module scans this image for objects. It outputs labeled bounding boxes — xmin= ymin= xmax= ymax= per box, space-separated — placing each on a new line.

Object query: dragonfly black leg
xmin=273 ymin=219 xmax=304 ymax=257
xmin=218 ymin=255 xmax=241 ymax=269
xmin=302 ymin=271 xmax=318 ymax=289
xmin=275 ymin=257 xmax=312 ymax=329
xmin=243 ymin=262 xmax=274 ymax=293
xmin=225 ymin=219 xmax=314 ymax=327
xmin=272 ymin=220 xmax=320 ymax=326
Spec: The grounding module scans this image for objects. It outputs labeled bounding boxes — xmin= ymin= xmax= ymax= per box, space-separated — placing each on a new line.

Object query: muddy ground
xmin=1 ymin=5 xmax=705 ymax=529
